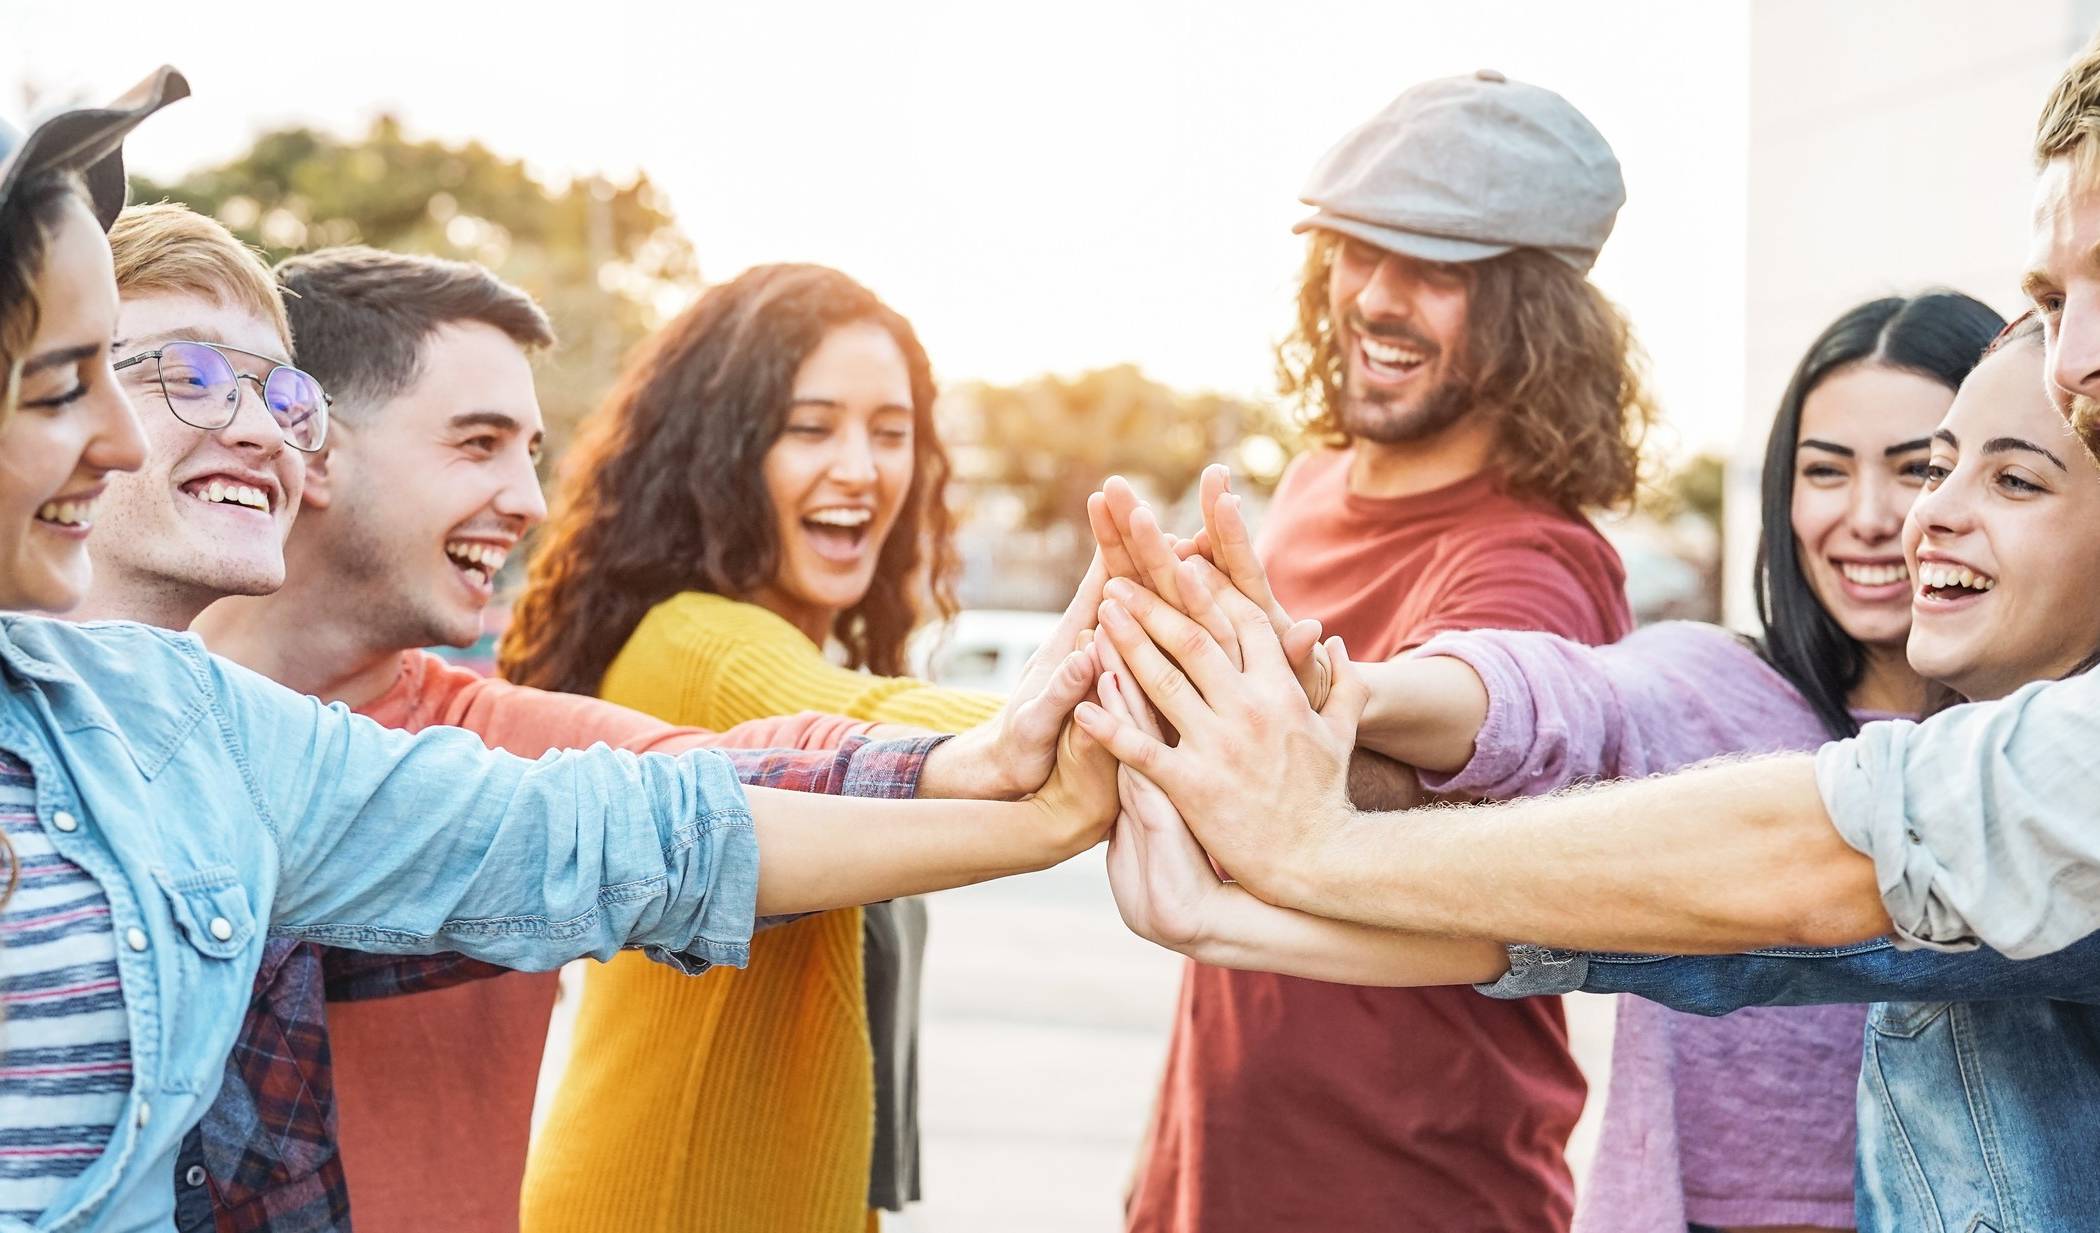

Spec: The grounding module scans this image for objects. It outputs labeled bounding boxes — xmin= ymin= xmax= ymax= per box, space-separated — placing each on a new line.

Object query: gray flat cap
xmin=1294 ymin=69 xmax=1625 ymax=272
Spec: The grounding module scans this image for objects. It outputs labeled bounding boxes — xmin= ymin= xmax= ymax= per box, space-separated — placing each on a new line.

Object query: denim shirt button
xmin=184 ymin=1165 xmax=207 ymax=1187
xmin=208 ymin=916 xmax=233 ymax=941
xmin=51 ymin=809 xmax=77 ymax=832
xmin=125 ymin=927 xmax=149 ymax=952
xmin=136 ymin=1100 xmax=151 ymax=1128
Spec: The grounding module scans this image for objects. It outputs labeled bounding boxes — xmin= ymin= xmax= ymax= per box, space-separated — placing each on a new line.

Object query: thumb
xmin=1317 ymin=636 xmax=1370 ymax=743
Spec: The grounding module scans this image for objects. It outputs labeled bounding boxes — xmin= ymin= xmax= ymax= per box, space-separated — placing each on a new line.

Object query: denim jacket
xmin=1486 ymin=935 xmax=2100 ymax=1232
xmin=0 ymin=616 xmax=761 ymax=1233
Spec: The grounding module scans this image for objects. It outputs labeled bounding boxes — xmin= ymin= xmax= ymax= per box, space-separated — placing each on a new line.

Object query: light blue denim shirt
xmin=0 ymin=615 xmax=760 ymax=1233
xmin=1816 ymin=668 xmax=2100 ymax=958
xmin=1487 ymin=935 xmax=2100 ymax=1231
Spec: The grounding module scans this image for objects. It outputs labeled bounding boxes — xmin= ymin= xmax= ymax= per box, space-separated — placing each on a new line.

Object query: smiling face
xmin=1905 ymin=335 xmax=2100 ymax=702
xmin=0 ymin=198 xmax=146 ymax=612
xmin=1325 ymin=236 xmax=1474 ymax=444
xmin=749 ymin=319 xmax=916 ymax=643
xmin=1789 ymin=362 xmax=1952 ymax=652
xmin=314 ymin=320 xmax=546 ymax=650
xmin=82 ymin=292 xmax=306 ymax=625
xmin=2028 ymin=158 xmax=2100 ymax=433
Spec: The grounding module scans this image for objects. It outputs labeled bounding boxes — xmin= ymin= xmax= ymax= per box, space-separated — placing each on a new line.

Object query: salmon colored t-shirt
xmin=1127 ymin=450 xmax=1632 ymax=1233
xmin=328 ymin=650 xmax=868 ymax=1233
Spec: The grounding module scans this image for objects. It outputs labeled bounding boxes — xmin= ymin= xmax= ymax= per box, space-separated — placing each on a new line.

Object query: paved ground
xmin=540 ymin=851 xmax=1616 ymax=1233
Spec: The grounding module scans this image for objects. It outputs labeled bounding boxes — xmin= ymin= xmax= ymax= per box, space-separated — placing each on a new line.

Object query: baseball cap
xmin=1293 ymin=69 xmax=1624 ymax=273
xmin=0 ymin=66 xmax=190 ymax=233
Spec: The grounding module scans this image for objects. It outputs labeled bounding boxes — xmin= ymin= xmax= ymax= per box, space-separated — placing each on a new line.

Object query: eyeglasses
xmin=113 ymin=340 xmax=331 ymax=453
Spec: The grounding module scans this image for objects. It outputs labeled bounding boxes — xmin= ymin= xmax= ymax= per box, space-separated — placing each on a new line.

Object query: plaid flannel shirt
xmin=174 ymin=734 xmax=942 ymax=1233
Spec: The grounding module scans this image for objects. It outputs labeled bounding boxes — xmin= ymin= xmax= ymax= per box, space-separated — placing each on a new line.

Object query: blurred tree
xmin=939 ymin=364 xmax=1300 ymax=596
xmin=1644 ymin=451 xmax=1726 ymax=530
xmin=132 ymin=115 xmax=698 ymax=456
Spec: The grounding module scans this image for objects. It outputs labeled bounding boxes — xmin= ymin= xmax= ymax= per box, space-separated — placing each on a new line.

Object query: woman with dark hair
xmin=1089 ymin=291 xmax=2002 ymax=1233
xmin=505 ymin=265 xmax=1017 ymax=1233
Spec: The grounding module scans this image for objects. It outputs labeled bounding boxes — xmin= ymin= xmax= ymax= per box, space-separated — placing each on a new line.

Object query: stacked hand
xmin=1074 ymin=466 xmax=1368 ymax=932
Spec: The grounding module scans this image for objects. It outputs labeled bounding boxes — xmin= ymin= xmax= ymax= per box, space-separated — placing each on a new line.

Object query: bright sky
xmin=8 ymin=0 xmax=1748 ymax=455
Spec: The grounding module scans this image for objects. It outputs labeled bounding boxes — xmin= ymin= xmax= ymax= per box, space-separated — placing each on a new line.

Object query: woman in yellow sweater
xmin=503 ymin=264 xmax=1021 ymax=1233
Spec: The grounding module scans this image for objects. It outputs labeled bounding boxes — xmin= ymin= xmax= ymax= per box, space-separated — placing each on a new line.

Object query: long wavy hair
xmin=1275 ymin=231 xmax=1656 ymax=511
xmin=1753 ymin=292 xmax=2005 ymax=739
xmin=501 ymin=264 xmax=957 ymax=696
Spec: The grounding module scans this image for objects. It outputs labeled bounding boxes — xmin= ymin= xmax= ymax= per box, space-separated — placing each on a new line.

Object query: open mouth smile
xmin=802 ymin=507 xmax=874 ymax=564
xmin=444 ymin=539 xmax=511 ymax=592
xmin=181 ymin=475 xmax=274 ymax=515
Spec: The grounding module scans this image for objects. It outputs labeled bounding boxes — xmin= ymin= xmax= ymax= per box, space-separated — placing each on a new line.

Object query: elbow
xmin=1763 ymin=857 xmax=1893 ymax=949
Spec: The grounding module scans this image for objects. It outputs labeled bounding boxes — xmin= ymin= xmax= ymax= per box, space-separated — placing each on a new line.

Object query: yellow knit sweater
xmin=519 ymin=592 xmax=1001 ymax=1233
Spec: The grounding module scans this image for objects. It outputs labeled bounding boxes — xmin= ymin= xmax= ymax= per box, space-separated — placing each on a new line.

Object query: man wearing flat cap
xmin=1125 ymin=71 xmax=1653 ymax=1233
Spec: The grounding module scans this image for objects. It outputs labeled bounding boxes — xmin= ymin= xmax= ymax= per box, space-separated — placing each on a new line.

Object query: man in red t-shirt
xmin=1121 ymin=70 xmax=1655 ymax=1233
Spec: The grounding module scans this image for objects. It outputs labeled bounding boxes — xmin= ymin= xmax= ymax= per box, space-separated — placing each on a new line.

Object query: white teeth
xmin=1919 ymin=563 xmax=1996 ymax=592
xmin=1839 ymin=562 xmax=1909 ymax=587
xmin=1362 ymin=338 xmax=1426 ymax=367
xmin=188 ymin=480 xmax=269 ymax=512
xmin=445 ymin=541 xmax=508 ymax=578
xmin=805 ymin=508 xmax=872 ymax=528
xmin=36 ymin=499 xmax=94 ymax=526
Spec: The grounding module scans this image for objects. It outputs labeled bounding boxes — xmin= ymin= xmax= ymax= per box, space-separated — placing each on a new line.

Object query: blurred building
xmin=1726 ymin=0 xmax=2100 ymax=626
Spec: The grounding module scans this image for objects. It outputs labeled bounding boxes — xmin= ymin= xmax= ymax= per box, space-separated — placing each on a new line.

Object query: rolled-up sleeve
xmin=210 ymin=652 xmax=762 ymax=974
xmin=1815 ymin=670 xmax=2100 ymax=959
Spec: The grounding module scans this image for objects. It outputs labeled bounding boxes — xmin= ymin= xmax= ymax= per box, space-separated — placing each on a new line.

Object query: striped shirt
xmin=0 ymin=748 xmax=132 ymax=1223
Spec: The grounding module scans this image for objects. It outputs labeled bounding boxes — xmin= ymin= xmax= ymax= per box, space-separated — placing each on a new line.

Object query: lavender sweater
xmin=1415 ymin=621 xmax=1877 ymax=1233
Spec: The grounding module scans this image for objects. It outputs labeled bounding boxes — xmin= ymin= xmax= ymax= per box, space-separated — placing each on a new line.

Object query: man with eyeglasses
xmin=69 ymin=203 xmax=329 ymax=629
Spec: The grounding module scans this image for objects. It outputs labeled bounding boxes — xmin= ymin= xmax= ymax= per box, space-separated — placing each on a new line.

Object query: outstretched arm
xmin=1095 ymin=625 xmax=1504 ymax=986
xmin=1074 ymin=572 xmax=1891 ymax=956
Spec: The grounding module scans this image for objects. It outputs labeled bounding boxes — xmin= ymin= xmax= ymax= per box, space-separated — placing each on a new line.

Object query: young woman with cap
xmin=0 ymin=79 xmax=1119 ymax=1232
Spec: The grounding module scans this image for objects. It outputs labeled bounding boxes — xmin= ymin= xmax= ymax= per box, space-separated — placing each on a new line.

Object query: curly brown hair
xmin=499 ymin=264 xmax=957 ymax=696
xmin=1275 ymin=232 xmax=1655 ymax=511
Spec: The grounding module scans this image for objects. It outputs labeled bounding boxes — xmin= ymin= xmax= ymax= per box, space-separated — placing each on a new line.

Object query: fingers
xmin=1318 ymin=636 xmax=1371 ymax=742
xmin=1198 ymin=463 xmax=1231 ymax=530
xmin=1183 ymin=557 xmax=1289 ymax=681
xmin=1074 ymin=697 xmax=1178 ymax=783
xmin=1093 ymin=627 xmax=1165 ymax=742
xmin=1124 ymin=505 xmax=1192 ymax=612
xmin=1208 ymin=492 xmax=1290 ymax=632
xmin=1279 ymin=617 xmax=1323 ymax=668
xmin=1101 ymin=578 xmax=1242 ymax=709
xmin=1093 ymin=592 xmax=1216 ymax=739
xmin=1086 ymin=493 xmax=1141 ymax=585
xmin=1174 ymin=557 xmax=1244 ymax=671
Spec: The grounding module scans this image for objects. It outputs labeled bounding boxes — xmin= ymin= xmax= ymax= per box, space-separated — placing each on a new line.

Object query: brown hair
xmin=2036 ymin=26 xmax=2100 ymax=175
xmin=1275 ymin=232 xmax=1655 ymax=511
xmin=109 ymin=203 xmax=290 ymax=352
xmin=274 ymin=246 xmax=554 ymax=424
xmin=1 ymin=172 xmax=92 ymax=427
xmin=0 ymin=170 xmax=94 ymax=921
xmin=500 ymin=263 xmax=956 ymax=695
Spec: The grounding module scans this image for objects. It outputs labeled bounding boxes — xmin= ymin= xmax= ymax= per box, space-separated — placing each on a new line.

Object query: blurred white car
xmin=910 ymin=609 xmax=1064 ymax=693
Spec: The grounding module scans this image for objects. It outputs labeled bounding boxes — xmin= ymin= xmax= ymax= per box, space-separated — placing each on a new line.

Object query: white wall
xmin=1725 ymin=0 xmax=2095 ymax=627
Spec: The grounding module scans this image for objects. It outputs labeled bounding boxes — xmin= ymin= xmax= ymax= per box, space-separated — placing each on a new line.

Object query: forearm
xmin=747 ymin=788 xmax=1077 ymax=914
xmin=1271 ymin=754 xmax=1893 ymax=953
xmin=1187 ymin=885 xmax=1509 ymax=986
xmin=1353 ymin=655 xmax=1488 ymax=775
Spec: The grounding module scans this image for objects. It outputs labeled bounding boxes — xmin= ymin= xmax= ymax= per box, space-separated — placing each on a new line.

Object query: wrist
xmin=1252 ymin=799 xmax=1355 ymax=913
xmin=917 ymin=725 xmax=1007 ymax=800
